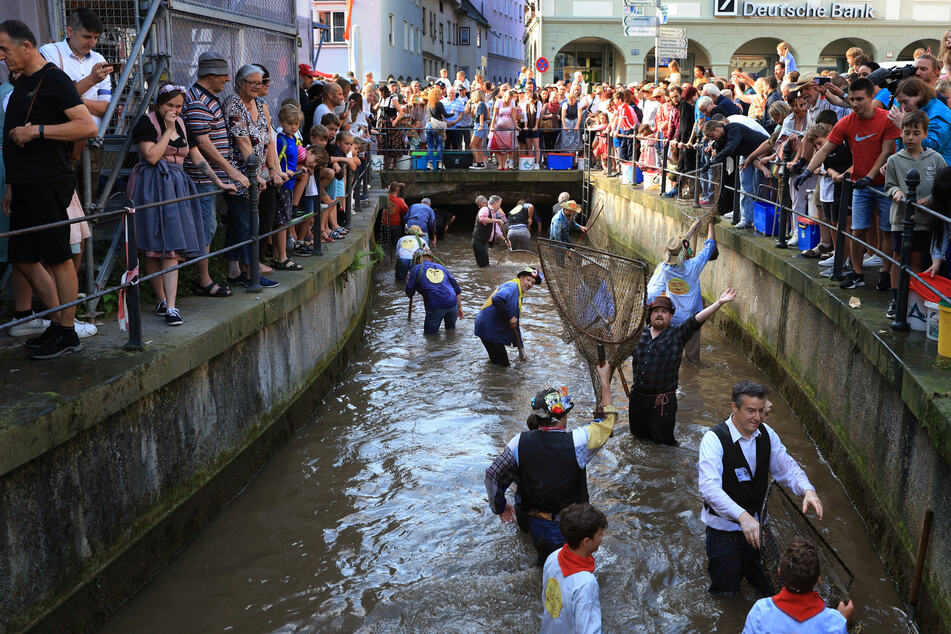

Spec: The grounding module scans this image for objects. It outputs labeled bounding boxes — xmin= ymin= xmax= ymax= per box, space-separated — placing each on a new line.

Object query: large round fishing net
xmin=675 ymin=162 xmax=723 ymax=224
xmin=759 ymin=482 xmax=855 ymax=608
xmin=496 ymin=249 xmax=541 ymax=268
xmin=537 ymin=238 xmax=648 ymax=403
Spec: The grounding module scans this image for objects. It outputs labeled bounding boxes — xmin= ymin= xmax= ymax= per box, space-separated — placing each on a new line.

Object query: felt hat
xmin=517 ymin=266 xmax=543 ymax=284
xmin=664 ymin=236 xmax=683 ymax=265
xmin=197 ymin=51 xmax=230 ymax=77
xmin=648 ymin=295 xmax=676 ymax=314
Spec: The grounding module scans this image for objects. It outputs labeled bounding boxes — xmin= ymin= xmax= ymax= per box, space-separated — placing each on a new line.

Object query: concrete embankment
xmin=592 ymin=174 xmax=951 ymax=633
xmin=0 ymin=198 xmax=382 ymax=633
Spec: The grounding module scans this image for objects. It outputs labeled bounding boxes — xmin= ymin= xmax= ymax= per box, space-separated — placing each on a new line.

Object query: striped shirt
xmin=183 ymin=83 xmax=230 ymax=184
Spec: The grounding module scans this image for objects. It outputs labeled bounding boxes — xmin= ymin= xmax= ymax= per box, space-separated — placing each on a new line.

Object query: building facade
xmin=486 ymin=0 xmax=527 ymax=85
xmin=524 ymin=0 xmax=944 ymax=85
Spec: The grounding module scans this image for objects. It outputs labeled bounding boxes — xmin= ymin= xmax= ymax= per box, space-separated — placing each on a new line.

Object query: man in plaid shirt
xmin=629 ymin=288 xmax=737 ymax=445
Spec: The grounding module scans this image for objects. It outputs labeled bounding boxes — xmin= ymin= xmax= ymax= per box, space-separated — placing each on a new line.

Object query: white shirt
xmin=39 ymin=39 xmax=112 ymax=128
xmin=540 ymin=549 xmax=601 ymax=634
xmin=641 ymin=99 xmax=660 ymax=127
xmin=698 ymin=416 xmax=814 ymax=532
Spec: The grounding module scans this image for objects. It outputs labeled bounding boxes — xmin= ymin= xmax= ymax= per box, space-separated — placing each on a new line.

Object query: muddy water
xmin=101 ymin=229 xmax=915 ymax=633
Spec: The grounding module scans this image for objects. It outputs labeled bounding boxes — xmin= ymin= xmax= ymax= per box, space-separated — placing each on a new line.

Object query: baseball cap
xmin=298 ymin=63 xmax=319 ymax=78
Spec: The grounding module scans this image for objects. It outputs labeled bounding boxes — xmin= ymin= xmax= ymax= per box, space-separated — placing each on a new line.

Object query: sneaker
xmin=469 ymin=163 xmax=481 ymax=170
xmin=29 ymin=325 xmax=82 ymax=360
xmin=9 ymin=317 xmax=51 ymax=337
xmin=165 ymin=307 xmax=183 ymax=326
xmin=425 ymin=162 xmax=433 ymax=171
xmin=437 ymin=162 xmax=446 ymax=170
xmin=875 ymin=270 xmax=891 ymax=291
xmin=820 ymin=267 xmax=837 ymax=278
xmin=839 ymin=272 xmax=866 ymax=289
xmin=735 ymin=220 xmax=752 ymax=230
xmin=155 ymin=299 xmax=167 ymax=316
xmin=73 ymin=319 xmax=98 ymax=338
xmin=661 ymin=188 xmax=678 ymax=198
xmin=863 ymin=254 xmax=882 ymax=267
xmin=505 ymin=159 xmax=514 ymax=169
xmin=25 ymin=323 xmax=56 ymax=350
xmin=259 ymin=276 xmax=280 ymax=288
xmin=723 ymin=211 xmax=734 ymax=220
xmin=819 ymin=253 xmax=836 ymax=267
xmin=886 ymin=299 xmax=897 ymax=319
xmin=787 ymin=234 xmax=798 ymax=247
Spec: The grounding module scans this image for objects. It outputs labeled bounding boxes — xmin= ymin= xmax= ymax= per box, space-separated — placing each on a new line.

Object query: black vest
xmin=472 ymin=209 xmax=494 ymax=242
xmin=517 ymin=430 xmax=588 ymax=515
xmin=508 ymin=204 xmax=529 ymax=226
xmin=706 ymin=420 xmax=771 ymax=518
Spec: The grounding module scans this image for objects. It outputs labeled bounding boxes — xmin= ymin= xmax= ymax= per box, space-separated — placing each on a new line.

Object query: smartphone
xmin=814 ymin=76 xmax=830 ymax=85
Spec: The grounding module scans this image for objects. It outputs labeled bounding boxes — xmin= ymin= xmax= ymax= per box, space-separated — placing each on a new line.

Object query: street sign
xmin=624 ymin=5 xmax=647 ymax=15
xmin=624 ymin=25 xmax=657 ymax=37
xmin=657 ymin=47 xmax=688 ymax=59
xmin=623 ymin=0 xmax=655 ymax=5
xmin=535 ymin=57 xmax=549 ymax=73
xmin=658 ymin=36 xmax=687 ymax=48
xmin=623 ymin=15 xmax=658 ymax=26
xmin=658 ymin=26 xmax=685 ymax=38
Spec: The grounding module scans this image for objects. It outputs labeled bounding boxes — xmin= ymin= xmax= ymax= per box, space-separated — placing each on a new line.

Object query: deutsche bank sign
xmin=715 ymin=0 xmax=876 ymax=18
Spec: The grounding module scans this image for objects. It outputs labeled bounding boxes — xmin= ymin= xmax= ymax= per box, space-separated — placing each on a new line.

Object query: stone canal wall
xmin=0 ymin=202 xmax=382 ymax=633
xmin=591 ymin=175 xmax=951 ymax=633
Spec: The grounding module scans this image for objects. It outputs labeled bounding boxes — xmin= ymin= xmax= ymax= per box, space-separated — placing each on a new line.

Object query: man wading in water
xmin=629 ymin=288 xmax=736 ymax=445
xmin=473 ymin=267 xmax=541 ymax=366
xmin=485 ymin=361 xmax=617 ymax=565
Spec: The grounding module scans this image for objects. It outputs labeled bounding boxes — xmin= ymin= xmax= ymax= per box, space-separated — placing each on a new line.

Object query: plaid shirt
xmin=630 ymin=315 xmax=701 ymax=394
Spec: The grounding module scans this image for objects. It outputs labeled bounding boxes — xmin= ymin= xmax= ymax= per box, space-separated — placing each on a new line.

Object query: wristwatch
xmin=38 ymin=124 xmax=45 ymax=140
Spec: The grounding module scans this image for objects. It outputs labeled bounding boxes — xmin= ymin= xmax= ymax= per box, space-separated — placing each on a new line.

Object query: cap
xmin=298 ymin=63 xmax=319 ymax=78
xmin=517 ymin=266 xmax=543 ymax=284
xmin=649 ymin=295 xmax=676 ymax=314
xmin=531 ymin=387 xmax=575 ymax=419
xmin=788 ymin=73 xmax=819 ymax=92
xmin=562 ymin=200 xmax=582 ymax=214
xmin=197 ymin=51 xmax=230 ymax=77
xmin=664 ymin=236 xmax=683 ymax=265
xmin=652 ymin=87 xmax=665 ymax=97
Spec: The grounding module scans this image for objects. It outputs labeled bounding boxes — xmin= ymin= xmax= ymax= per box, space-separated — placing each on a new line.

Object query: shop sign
xmin=715 ymin=0 xmax=876 ymax=18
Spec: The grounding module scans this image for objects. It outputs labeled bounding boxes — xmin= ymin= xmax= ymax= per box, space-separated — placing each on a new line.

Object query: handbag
xmin=429 ymin=117 xmax=448 ymax=131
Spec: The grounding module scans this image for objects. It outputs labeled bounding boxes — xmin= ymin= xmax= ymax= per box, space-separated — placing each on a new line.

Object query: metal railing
xmin=1 ymin=155 xmax=369 ymax=351
xmin=583 ymin=130 xmax=951 ymax=333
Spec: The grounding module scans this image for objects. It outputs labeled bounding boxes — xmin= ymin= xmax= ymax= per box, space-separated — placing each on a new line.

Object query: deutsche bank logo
xmin=715 ymin=0 xmax=738 ymax=15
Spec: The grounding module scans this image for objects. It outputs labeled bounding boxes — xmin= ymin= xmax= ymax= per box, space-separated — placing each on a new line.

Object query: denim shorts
xmin=851 ymin=187 xmax=891 ymax=232
xmin=195 ymin=183 xmax=220 ymax=247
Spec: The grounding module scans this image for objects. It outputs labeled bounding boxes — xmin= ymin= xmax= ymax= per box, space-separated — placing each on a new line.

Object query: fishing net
xmin=537 ymin=238 xmax=648 ymax=403
xmin=578 ymin=200 xmax=609 ymax=251
xmin=759 ymin=482 xmax=855 ymax=608
xmin=674 ymin=162 xmax=723 ymax=224
xmin=496 ymin=249 xmax=541 ymax=267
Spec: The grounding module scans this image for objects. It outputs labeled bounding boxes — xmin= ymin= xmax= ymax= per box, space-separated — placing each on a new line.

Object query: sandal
xmin=272 ymin=258 xmax=303 ymax=271
xmin=801 ymin=243 xmax=833 ymax=258
xmin=194 ymin=281 xmax=232 ymax=297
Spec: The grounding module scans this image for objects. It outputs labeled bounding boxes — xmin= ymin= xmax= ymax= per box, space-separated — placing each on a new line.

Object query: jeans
xmin=528 ymin=516 xmax=565 ymax=567
xmin=614 ymin=129 xmax=633 ymax=162
xmin=196 ymin=183 xmax=220 ymax=247
xmin=705 ymin=526 xmax=773 ymax=596
xmin=423 ymin=305 xmax=458 ymax=334
xmin=224 ymin=193 xmax=253 ymax=263
xmin=739 ymin=161 xmax=761 ymax=223
xmin=426 ymin=129 xmax=444 ymax=165
xmin=395 ymin=257 xmax=413 ymax=281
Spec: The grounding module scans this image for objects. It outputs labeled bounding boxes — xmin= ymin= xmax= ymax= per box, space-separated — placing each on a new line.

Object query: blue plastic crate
xmin=753 ymin=200 xmax=779 ymax=236
xmin=798 ymin=218 xmax=821 ymax=251
xmin=411 ymin=152 xmax=428 ymax=170
xmin=547 ymin=153 xmax=574 ymax=170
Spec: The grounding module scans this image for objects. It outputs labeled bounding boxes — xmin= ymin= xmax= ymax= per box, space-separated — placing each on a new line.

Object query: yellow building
xmin=524 ymin=0 xmax=944 ymax=83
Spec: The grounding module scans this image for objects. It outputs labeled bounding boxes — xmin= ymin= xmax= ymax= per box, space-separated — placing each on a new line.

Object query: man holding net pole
xmin=628 ymin=288 xmax=737 ymax=446
xmin=699 ymin=380 xmax=824 ymax=598
xmin=473 ymin=267 xmax=542 ymax=366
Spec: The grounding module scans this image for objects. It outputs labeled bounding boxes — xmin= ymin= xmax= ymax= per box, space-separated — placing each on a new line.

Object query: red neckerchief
xmin=538 ymin=425 xmax=564 ymax=432
xmin=557 ymin=544 xmax=595 ymax=577
xmin=772 ymin=588 xmax=826 ymax=622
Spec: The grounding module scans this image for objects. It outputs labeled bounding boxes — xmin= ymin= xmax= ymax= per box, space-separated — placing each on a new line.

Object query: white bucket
xmin=395 ymin=155 xmax=412 ymax=170
xmin=926 ymin=300 xmax=940 ymax=341
xmin=369 ymin=154 xmax=384 ymax=170
xmin=518 ymin=157 xmax=536 ymax=170
xmin=620 ymin=161 xmax=634 ymax=184
xmin=577 ymin=157 xmax=588 ymax=171
xmin=907 ymin=290 xmax=928 ymax=332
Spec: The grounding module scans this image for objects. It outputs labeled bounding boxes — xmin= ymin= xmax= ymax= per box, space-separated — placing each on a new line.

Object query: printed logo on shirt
xmin=544 ymin=578 xmax=563 ymax=618
xmin=425 ymin=267 xmax=445 ymax=283
xmin=854 ymin=133 xmax=876 ymax=142
xmin=398 ymin=237 xmax=416 ymax=249
xmin=667 ymin=278 xmax=691 ymax=295
xmin=735 ymin=467 xmax=752 ymax=483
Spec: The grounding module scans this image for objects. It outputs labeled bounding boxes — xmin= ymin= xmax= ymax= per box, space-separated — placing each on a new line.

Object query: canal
xmin=101 ymin=224 xmax=915 ymax=633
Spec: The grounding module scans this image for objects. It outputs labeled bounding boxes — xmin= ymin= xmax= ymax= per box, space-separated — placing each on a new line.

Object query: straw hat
xmin=788 ymin=73 xmax=819 ymax=92
xmin=562 ymin=200 xmax=582 ymax=214
xmin=664 ymin=236 xmax=683 ymax=265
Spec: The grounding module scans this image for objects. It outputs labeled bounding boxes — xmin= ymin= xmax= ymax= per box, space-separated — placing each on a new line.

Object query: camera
xmin=867 ymin=64 xmax=916 ymax=93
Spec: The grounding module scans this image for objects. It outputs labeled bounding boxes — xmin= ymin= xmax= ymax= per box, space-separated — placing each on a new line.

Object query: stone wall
xmin=0 ymin=203 xmax=381 ymax=634
xmin=591 ymin=175 xmax=951 ymax=633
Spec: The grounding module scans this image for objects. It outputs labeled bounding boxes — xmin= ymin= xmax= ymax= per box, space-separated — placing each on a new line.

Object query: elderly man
xmin=699 ymin=380 xmax=824 ymax=596
xmin=472 ymin=194 xmax=509 ymax=267
xmin=405 ymin=198 xmax=437 ymax=246
xmin=549 ymin=200 xmax=588 ymax=244
xmin=1 ymin=19 xmax=97 ymax=359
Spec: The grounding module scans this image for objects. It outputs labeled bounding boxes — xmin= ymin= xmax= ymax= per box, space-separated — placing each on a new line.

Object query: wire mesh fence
xmin=171 ymin=0 xmax=296 ymax=27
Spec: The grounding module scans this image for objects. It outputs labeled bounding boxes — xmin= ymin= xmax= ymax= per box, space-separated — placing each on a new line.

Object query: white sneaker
xmin=74 ymin=319 xmax=98 ymax=338
xmin=9 ymin=317 xmax=51 ymax=337
xmin=735 ymin=220 xmax=751 ymax=229
xmin=787 ymin=234 xmax=798 ymax=247
xmin=723 ymin=211 xmax=734 ymax=221
xmin=863 ymin=254 xmax=882 ymax=267
xmin=819 ymin=253 xmax=836 ymax=267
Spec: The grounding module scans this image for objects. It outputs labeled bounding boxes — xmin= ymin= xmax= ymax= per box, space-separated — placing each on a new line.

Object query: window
xmin=317 ymin=11 xmax=346 ymax=43
xmin=459 ymin=27 xmax=469 ymax=46
xmin=403 ymin=20 xmax=408 ymax=51
xmin=477 ymin=29 xmax=481 ymax=48
xmin=431 ymin=14 xmax=436 ymax=40
xmin=446 ymin=21 xmax=451 ymax=45
xmin=417 ymin=27 xmax=422 ymax=54
xmin=422 ymin=8 xmax=426 ymax=35
xmin=439 ymin=23 xmax=443 ymax=44
xmin=388 ymin=14 xmax=394 ymax=47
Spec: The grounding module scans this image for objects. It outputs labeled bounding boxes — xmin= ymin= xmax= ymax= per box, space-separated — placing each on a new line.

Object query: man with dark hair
xmin=630 ymin=288 xmax=736 ymax=445
xmin=698 ymin=381 xmax=824 ymax=597
xmin=0 ymin=20 xmax=97 ymax=358
xmin=774 ymin=61 xmax=785 ymax=84
xmin=742 ymin=536 xmax=854 ymax=632
xmin=298 ymin=63 xmax=318 ymax=106
xmin=799 ymin=77 xmax=899 ymax=290
xmin=540 ymin=503 xmax=609 ymax=632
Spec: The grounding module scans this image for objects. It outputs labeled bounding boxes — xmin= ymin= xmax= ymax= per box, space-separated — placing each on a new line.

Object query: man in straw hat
xmin=474 ymin=266 xmax=542 ymax=366
xmin=549 ymin=199 xmax=588 ymax=244
xmin=647 ymin=217 xmax=718 ymax=363
xmin=629 ymin=287 xmax=737 ymax=445
xmin=405 ymin=247 xmax=463 ymax=335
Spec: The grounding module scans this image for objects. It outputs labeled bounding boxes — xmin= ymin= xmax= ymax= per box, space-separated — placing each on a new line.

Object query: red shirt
xmin=387 ymin=194 xmax=408 ymax=226
xmin=827 ymin=107 xmax=899 ymax=186
xmin=615 ymin=103 xmax=638 ymax=131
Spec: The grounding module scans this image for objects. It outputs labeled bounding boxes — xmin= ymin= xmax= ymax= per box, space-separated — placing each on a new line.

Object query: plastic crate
xmin=797 ymin=218 xmax=820 ymax=251
xmin=547 ymin=153 xmax=574 ymax=170
xmin=411 ymin=151 xmax=428 ymax=170
xmin=444 ymin=151 xmax=472 ymax=169
xmin=754 ymin=200 xmax=780 ymax=236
